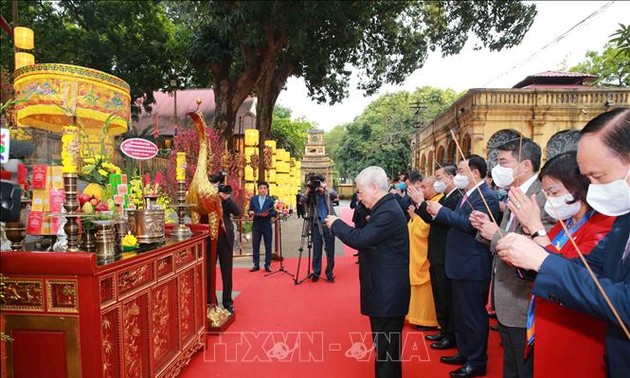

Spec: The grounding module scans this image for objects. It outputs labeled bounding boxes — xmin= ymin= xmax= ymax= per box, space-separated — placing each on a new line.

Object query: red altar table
xmin=0 ymin=226 xmax=209 ymax=378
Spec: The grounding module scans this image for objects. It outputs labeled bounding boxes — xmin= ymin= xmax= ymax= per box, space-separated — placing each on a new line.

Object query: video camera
xmin=305 ymin=173 xmax=325 ymax=192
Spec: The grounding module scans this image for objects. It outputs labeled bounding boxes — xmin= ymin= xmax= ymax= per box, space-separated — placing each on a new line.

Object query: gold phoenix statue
xmin=186 ymin=110 xmax=222 ymax=240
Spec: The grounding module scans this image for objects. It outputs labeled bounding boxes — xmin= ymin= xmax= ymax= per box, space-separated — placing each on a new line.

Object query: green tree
xmin=269 ymin=105 xmax=314 ymax=159
xmin=332 ymin=86 xmax=460 ymax=180
xmin=323 ymin=124 xmax=347 ymax=165
xmin=569 ymin=42 xmax=629 ymax=87
xmin=0 ymin=0 xmax=183 ymax=116
xmin=181 ymin=0 xmax=537 ymax=177
xmin=609 ymin=23 xmax=630 ymax=58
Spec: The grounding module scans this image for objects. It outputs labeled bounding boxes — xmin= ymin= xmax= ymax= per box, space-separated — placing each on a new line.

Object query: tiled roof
xmin=513 ymin=71 xmax=597 ymax=88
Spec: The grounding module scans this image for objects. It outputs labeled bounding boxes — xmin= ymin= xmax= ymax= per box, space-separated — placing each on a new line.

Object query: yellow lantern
xmin=14 ymin=27 xmax=34 ymax=50
xmin=245 ymin=165 xmax=255 ymax=181
xmin=245 ymin=129 xmax=259 ymax=147
xmin=245 ymin=147 xmax=257 ymax=163
xmin=14 ymin=52 xmax=34 ymax=70
xmin=264 ymin=140 xmax=276 ymax=155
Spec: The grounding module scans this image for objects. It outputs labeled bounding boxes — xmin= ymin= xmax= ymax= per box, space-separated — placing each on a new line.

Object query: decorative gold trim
xmin=102 ymin=310 xmax=116 ymax=378
xmin=179 ymin=272 xmax=192 ymax=341
xmin=46 ymin=279 xmax=79 ymax=313
xmin=152 ymin=284 xmax=170 ymax=362
xmin=123 ymin=299 xmax=143 ymax=378
xmin=1 ymin=279 xmax=44 ymax=312
xmin=4 ymin=314 xmax=82 ymax=378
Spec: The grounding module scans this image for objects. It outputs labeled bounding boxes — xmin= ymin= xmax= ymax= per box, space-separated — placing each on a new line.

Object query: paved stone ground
xmin=231 ymin=200 xmax=349 ymax=268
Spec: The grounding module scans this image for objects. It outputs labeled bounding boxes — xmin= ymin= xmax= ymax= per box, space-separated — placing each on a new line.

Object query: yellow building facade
xmin=411 ymin=83 xmax=630 ymax=176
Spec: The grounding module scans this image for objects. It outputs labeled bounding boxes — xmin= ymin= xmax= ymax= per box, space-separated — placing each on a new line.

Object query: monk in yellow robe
xmin=406 ymin=175 xmax=442 ymax=329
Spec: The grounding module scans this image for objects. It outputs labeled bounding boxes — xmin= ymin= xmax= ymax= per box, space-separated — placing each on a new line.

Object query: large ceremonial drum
xmin=13 ymin=63 xmax=131 ymax=136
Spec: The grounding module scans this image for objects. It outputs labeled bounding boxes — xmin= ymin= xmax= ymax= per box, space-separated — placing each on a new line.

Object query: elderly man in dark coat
xmin=325 ymin=166 xmax=410 ymax=378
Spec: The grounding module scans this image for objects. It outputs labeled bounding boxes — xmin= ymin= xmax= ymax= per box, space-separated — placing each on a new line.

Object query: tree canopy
xmin=269 ymin=105 xmax=315 ymax=159
xmin=568 ymin=24 xmax=630 ymax=87
xmin=1 ymin=0 xmax=186 ymax=117
xmin=331 ymin=86 xmax=461 ymax=181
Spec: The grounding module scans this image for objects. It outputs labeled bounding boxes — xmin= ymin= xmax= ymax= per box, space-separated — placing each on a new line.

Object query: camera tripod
xmin=265 ymin=217 xmax=294 ymax=278
xmin=294 ymin=197 xmax=325 ymax=285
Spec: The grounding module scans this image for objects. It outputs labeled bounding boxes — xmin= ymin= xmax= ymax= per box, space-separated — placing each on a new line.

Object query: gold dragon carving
xmin=185 ymin=110 xmax=223 ymax=240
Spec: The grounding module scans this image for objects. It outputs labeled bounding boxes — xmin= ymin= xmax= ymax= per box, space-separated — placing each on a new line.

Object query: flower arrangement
xmin=274 ymin=199 xmax=290 ymax=222
xmin=79 ymin=155 xmax=122 ymax=186
xmin=121 ymin=232 xmax=138 ymax=251
xmin=127 ymin=172 xmax=177 ymax=223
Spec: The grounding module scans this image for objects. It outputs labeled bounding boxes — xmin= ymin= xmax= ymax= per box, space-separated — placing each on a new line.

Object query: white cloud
xmin=277 ymin=1 xmax=628 ymax=131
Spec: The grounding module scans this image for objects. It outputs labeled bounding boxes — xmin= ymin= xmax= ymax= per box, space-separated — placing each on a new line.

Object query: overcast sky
xmin=276 ymin=1 xmax=629 ymax=131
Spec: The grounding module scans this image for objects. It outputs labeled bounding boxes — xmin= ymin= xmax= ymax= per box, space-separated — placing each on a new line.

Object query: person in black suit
xmin=350 ymin=191 xmax=371 ymax=264
xmin=325 ymin=166 xmax=410 ymax=378
xmin=216 ymin=184 xmax=242 ymax=313
xmin=247 ymin=181 xmax=276 ymax=272
xmin=426 ymin=155 xmax=500 ymax=378
xmin=409 ymin=165 xmax=462 ymax=350
xmin=497 ymin=108 xmax=630 ymax=378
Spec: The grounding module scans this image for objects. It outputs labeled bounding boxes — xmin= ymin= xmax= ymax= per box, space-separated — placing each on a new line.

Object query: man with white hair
xmin=325 ymin=166 xmax=410 ymax=378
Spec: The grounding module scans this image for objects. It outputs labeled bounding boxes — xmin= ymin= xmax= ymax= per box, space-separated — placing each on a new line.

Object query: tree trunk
xmin=210 ymin=27 xmax=288 ymax=152
xmin=256 ymin=62 xmax=295 ymax=180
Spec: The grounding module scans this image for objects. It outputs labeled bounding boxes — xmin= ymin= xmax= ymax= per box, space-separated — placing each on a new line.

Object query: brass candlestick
xmin=63 ymin=173 xmax=81 ymax=252
xmin=172 ymin=181 xmax=192 ymax=239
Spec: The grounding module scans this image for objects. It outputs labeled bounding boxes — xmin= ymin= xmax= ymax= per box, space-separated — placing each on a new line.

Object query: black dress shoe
xmin=264 ymin=266 xmax=272 ymax=272
xmin=249 ymin=266 xmax=260 ymax=272
xmin=425 ymin=332 xmax=445 ymax=341
xmin=225 ymin=305 xmax=235 ymax=314
xmin=311 ymin=275 xmax=319 ymax=282
xmin=449 ymin=364 xmax=486 ymax=378
xmin=432 ymin=337 xmax=457 ymax=350
xmin=440 ymin=354 xmax=466 ymax=365
xmin=326 ymin=275 xmax=335 ymax=283
xmin=415 ymin=325 xmax=438 ymax=331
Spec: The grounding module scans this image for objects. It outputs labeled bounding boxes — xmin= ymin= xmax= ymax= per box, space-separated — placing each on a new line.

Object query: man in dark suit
xmin=472 ymin=138 xmax=553 ymax=378
xmin=426 ymin=155 xmax=500 ymax=378
xmin=409 ymin=165 xmax=462 ymax=350
xmin=325 ymin=166 xmax=410 ymax=378
xmin=216 ymin=184 xmax=242 ymax=313
xmin=299 ymin=175 xmax=337 ymax=282
xmin=497 ymin=108 xmax=630 ymax=378
xmin=247 ymin=181 xmax=276 ymax=272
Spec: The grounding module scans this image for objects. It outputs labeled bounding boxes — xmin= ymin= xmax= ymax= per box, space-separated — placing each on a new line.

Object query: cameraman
xmin=299 ymin=174 xmax=337 ymax=282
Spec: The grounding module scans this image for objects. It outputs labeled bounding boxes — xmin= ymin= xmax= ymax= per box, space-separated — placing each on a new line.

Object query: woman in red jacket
xmin=508 ymin=151 xmax=615 ymax=377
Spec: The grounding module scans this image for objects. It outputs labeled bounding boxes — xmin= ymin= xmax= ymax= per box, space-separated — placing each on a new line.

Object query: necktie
xmin=460 ymin=193 xmax=468 ymax=208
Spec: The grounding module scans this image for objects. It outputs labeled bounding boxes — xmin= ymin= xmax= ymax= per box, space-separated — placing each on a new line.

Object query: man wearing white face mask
xmin=505 ymin=151 xmax=615 ymax=378
xmin=426 ymin=155 xmax=500 ymax=377
xmin=470 ymin=138 xmax=553 ymax=378
xmin=496 ymin=108 xmax=630 ymax=378
xmin=410 ymin=165 xmax=462 ymax=350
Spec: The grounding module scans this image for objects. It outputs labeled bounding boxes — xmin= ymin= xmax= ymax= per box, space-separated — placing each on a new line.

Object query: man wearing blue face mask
xmin=496 ymin=108 xmax=630 ymax=378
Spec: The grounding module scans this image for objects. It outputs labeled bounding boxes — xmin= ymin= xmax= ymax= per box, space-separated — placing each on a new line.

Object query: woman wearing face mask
xmin=507 ymin=151 xmax=615 ymax=377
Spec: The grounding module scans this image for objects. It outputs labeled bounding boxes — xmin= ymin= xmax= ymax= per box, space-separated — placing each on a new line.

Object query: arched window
xmin=436 ymin=145 xmax=445 ymax=167
xmin=462 ymin=133 xmax=472 ymax=157
xmin=447 ymin=140 xmax=457 ymax=164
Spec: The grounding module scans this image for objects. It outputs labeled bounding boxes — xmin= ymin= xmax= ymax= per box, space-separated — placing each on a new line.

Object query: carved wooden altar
xmin=0 ymin=226 xmax=209 ymax=378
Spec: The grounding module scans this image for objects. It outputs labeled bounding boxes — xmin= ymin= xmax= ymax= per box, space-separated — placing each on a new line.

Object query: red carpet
xmin=180 ymin=208 xmax=503 ymax=377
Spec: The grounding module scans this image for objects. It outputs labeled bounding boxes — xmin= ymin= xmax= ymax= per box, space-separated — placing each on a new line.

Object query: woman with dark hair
xmin=507 ymin=151 xmax=615 ymax=377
